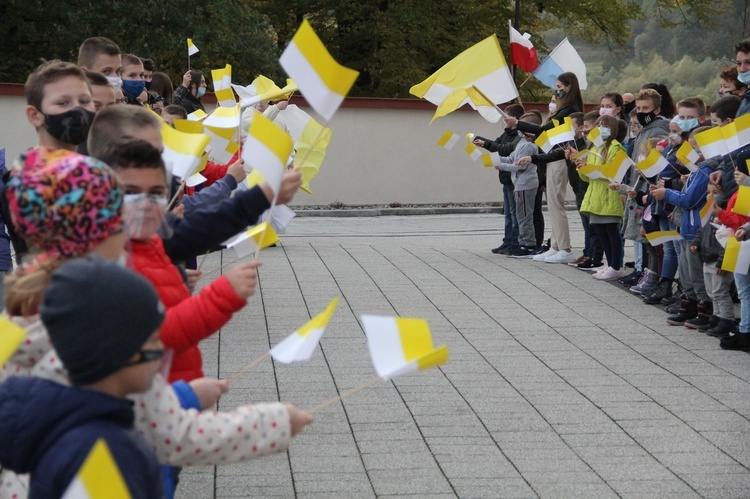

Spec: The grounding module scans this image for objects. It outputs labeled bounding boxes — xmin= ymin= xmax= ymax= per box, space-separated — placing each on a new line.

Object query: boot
xmin=662 ymin=279 xmax=682 ymax=305
xmin=642 ymin=278 xmax=672 ymax=304
xmin=666 ymin=294 xmax=686 ymax=314
xmin=666 ymin=297 xmax=698 ymax=326
xmin=707 ymin=317 xmax=737 ymax=338
xmin=720 ymin=332 xmax=750 ymax=351
xmin=702 ymin=315 xmax=721 ymax=332
xmin=619 ymin=269 xmax=642 ymax=287
xmin=684 ymin=301 xmax=713 ymax=330
xmin=630 ymin=269 xmax=658 ymax=294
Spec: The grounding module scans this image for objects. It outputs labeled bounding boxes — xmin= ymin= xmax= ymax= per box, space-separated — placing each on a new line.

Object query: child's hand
xmin=627 ymin=189 xmax=637 ymax=199
xmin=285 ymin=404 xmax=313 ymax=436
xmin=227 ymin=158 xmax=246 ymax=182
xmin=170 ymin=204 xmax=185 ymax=218
xmin=737 ymin=229 xmax=747 ymax=240
xmin=690 ymin=245 xmax=698 ymax=254
xmin=608 ymin=183 xmax=620 ymax=191
xmin=277 ymin=168 xmax=302 ymax=205
xmin=472 ymin=138 xmax=486 ymax=148
xmin=716 ymin=268 xmax=724 ymax=275
xmin=182 ymin=71 xmax=191 ymax=88
xmin=185 ymin=269 xmax=202 ymax=293
xmin=275 ymin=100 xmax=289 ymax=111
xmin=188 ymin=378 xmax=230 ymax=409
xmin=642 ymin=195 xmax=648 ymax=204
xmin=709 ymin=170 xmax=723 ymax=186
xmin=735 ymin=170 xmax=748 ymax=186
xmin=505 ymin=117 xmax=518 ymax=129
xmin=680 ymin=174 xmax=689 ymax=184
xmin=516 ymin=156 xmax=532 ymax=165
xmin=226 ymin=261 xmax=261 ymax=299
xmin=651 ymin=187 xmax=666 ymax=200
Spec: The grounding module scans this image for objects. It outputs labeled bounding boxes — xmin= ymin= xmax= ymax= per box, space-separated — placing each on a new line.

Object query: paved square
xmin=178 ymin=213 xmax=750 ymax=498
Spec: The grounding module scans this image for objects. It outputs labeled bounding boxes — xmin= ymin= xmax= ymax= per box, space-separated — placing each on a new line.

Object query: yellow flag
xmin=62 ymin=439 xmax=131 ymax=498
xmin=0 ymin=317 xmax=26 ymax=365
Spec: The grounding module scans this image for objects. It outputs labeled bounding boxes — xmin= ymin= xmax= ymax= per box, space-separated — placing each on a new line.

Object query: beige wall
xmin=0 ymin=95 xmax=518 ymax=205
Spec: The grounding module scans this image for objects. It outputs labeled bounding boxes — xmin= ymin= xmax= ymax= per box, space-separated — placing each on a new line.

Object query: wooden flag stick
xmin=197 ymin=250 xmax=211 ymax=271
xmin=308 ymin=376 xmax=383 ymax=414
xmin=167 ymin=180 xmax=186 ymax=211
xmin=227 ymin=352 xmax=270 ymax=383
xmin=199 ymin=256 xmax=241 ymax=279
xmin=518 ymin=74 xmax=533 ymax=89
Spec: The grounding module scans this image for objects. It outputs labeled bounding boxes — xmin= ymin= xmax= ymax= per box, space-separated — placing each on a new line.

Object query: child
xmin=494 ymin=112 xmax=542 ymax=258
xmin=0 ymin=257 xmax=165 ymax=498
xmin=85 ymin=71 xmax=116 ymax=112
xmin=77 ymin=36 xmax=123 ymax=101
xmin=650 ymin=127 xmax=718 ymax=325
xmin=674 ymin=97 xmax=709 ymax=134
xmin=575 ymin=115 xmax=626 ymax=280
xmin=120 ymin=53 xmax=147 ymax=106
xmin=162 ymin=104 xmax=188 ymax=126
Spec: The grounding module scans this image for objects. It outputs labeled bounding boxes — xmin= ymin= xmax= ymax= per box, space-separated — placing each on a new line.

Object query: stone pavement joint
xmin=179 ymin=214 xmax=750 ymax=498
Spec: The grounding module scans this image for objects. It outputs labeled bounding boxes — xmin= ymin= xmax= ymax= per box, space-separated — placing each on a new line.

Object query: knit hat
xmin=6 ymin=148 xmax=123 ymax=259
xmin=40 ymin=256 xmax=165 ymax=386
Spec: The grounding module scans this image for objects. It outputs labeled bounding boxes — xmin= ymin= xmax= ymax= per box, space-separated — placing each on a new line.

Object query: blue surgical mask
xmin=677 ymin=118 xmax=699 ymax=132
xmin=738 ymin=70 xmax=750 ymax=85
xmin=196 ymin=87 xmax=206 ymax=98
xmin=715 ymin=194 xmax=724 ymax=202
xmin=598 ymin=126 xmax=611 ymax=139
xmin=121 ymin=79 xmax=145 ymax=99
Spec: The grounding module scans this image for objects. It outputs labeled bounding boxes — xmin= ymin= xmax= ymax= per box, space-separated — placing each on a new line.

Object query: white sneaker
xmin=533 ymin=248 xmax=558 ymax=262
xmin=594 ymin=267 xmax=625 ymax=281
xmin=592 ymin=266 xmax=610 ymax=277
xmin=545 ymin=250 xmax=577 ymax=264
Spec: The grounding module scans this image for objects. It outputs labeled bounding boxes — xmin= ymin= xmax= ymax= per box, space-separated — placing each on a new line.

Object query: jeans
xmin=657 ymin=215 xmax=679 ymax=280
xmin=502 ymin=183 xmax=519 ymax=247
xmin=736 ymin=272 xmax=750 ymax=333
xmin=634 ymin=241 xmax=643 ymax=272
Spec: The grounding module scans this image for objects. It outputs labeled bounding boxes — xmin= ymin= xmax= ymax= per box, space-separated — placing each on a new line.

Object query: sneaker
xmin=499 ymin=245 xmax=518 ymax=255
xmin=618 ymin=269 xmax=642 ymax=286
xmin=491 ymin=244 xmax=507 ymax=254
xmin=707 ymin=318 xmax=737 ymax=338
xmin=545 ymin=250 xmax=577 ymax=264
xmin=571 ymin=256 xmax=590 ymax=266
xmin=720 ymin=333 xmax=750 ymax=351
xmin=530 ymin=246 xmax=546 ymax=255
xmin=593 ymin=267 xmax=625 ymax=281
xmin=533 ymin=248 xmax=558 ymax=262
xmin=508 ymin=246 xmax=536 ymax=258
xmin=578 ymin=260 xmax=604 ymax=271
xmin=593 ymin=266 xmax=611 ymax=277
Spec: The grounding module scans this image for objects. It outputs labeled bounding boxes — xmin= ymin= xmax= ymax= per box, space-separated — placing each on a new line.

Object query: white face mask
xmin=106 ymin=76 xmax=122 ymax=92
xmin=548 ymin=102 xmax=557 ymax=113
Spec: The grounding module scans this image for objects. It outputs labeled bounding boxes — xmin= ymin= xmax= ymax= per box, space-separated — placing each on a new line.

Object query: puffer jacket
xmin=578 ymin=141 xmax=626 ymax=219
xmin=130 ymin=235 xmax=246 ymax=382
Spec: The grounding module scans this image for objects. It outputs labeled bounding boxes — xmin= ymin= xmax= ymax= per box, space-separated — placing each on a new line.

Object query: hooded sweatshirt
xmin=0 ymin=377 xmax=162 ymax=499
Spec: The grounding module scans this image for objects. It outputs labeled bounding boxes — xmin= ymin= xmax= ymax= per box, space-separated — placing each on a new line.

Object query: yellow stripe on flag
xmin=437 ymin=130 xmax=456 ymax=148
xmin=547 ymin=122 xmax=574 ymax=145
xmin=721 ymin=237 xmax=750 ymax=274
xmin=732 ymin=185 xmax=750 ymax=217
xmin=695 ymin=126 xmax=728 ymax=159
xmin=246 ymin=169 xmax=265 ymax=188
xmin=173 ymin=119 xmax=204 ymax=134
xmin=700 ymin=192 xmax=715 ymax=226
xmin=535 ymin=131 xmax=551 ymax=152
xmin=416 ymin=345 xmax=450 ymax=370
xmin=187 ymin=38 xmax=199 ymax=56
xmin=298 ymin=298 xmax=339 ymax=337
xmin=63 ymin=439 xmax=131 ymax=498
xmin=395 ymin=317 xmax=433 ymax=362
xmin=645 ymin=230 xmax=681 ymax=246
xmin=0 ymin=317 xmax=26 ymax=365
xmin=247 ymin=222 xmax=279 ymax=249
xmin=248 ymin=112 xmax=293 ymax=165
xmin=636 ymin=149 xmax=669 ymax=177
xmin=587 ymin=127 xmax=603 ymax=147
xmin=214 ymin=87 xmax=236 ymax=107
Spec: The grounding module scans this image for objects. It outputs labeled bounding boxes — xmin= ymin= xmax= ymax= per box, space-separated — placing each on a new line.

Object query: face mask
xmin=677 ymin=118 xmax=699 ymax=132
xmin=738 ymin=70 xmax=750 ymax=85
xmin=123 ymin=193 xmax=168 ymax=240
xmin=598 ymin=126 xmax=611 ymax=139
xmin=636 ymin=111 xmax=657 ymax=127
xmin=145 ymin=80 xmax=152 ymax=91
xmin=599 ymin=107 xmax=615 ymax=116
xmin=106 ymin=76 xmax=122 ymax=91
xmin=623 ymin=101 xmax=636 ymax=116
xmin=553 ymin=89 xmax=566 ymax=98
xmin=715 ymin=194 xmax=724 ymax=202
xmin=42 ymin=106 xmax=96 ymax=145
xmin=548 ymin=102 xmax=557 ymax=113
xmin=121 ymin=79 xmax=145 ymax=99
xmin=668 ymin=132 xmax=682 ymax=145
xmin=196 ymin=87 xmax=206 ymax=98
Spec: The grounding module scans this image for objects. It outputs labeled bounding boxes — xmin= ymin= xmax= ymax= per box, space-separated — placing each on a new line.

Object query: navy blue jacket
xmin=0 ymin=377 xmax=162 ymax=498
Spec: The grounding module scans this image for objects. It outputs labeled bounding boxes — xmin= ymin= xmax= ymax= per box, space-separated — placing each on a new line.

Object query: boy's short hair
xmin=735 ymin=39 xmax=750 ymax=55
xmin=519 ymin=112 xmax=542 ymax=125
xmin=98 ymin=139 xmax=165 ymax=173
xmin=140 ymin=58 xmax=155 ymax=72
xmin=84 ymin=70 xmax=111 ymax=87
xmin=163 ymin=104 xmax=187 ymax=119
xmin=569 ymin=112 xmax=584 ymax=126
xmin=677 ymin=97 xmax=707 ymax=117
xmin=634 ymin=88 xmax=661 ymax=109
xmin=88 ymin=105 xmax=161 ymax=159
xmin=121 ymin=53 xmax=143 ymax=68
xmin=25 ymin=60 xmax=91 ymax=110
xmin=77 ymin=37 xmax=120 ymax=68
xmin=527 ymin=109 xmax=543 ymax=122
xmin=583 ymin=111 xmax=599 ymax=123
xmin=712 ymin=95 xmax=742 ymax=121
xmin=504 ymin=104 xmax=525 ymax=119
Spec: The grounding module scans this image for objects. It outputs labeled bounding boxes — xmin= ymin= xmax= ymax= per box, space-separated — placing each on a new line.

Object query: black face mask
xmin=622 ymin=101 xmax=635 ymax=116
xmin=145 ymin=80 xmax=152 ymax=91
xmin=42 ymin=106 xmax=96 ymax=145
xmin=636 ymin=111 xmax=657 ymax=128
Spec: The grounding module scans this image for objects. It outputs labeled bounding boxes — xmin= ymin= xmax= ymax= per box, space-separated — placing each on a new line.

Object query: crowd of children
xmin=482 ymin=39 xmax=750 ymax=352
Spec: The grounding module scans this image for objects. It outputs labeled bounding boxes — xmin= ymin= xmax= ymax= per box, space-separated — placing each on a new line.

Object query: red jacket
xmin=130 ymin=235 xmax=246 ymax=382
xmin=717 ymin=191 xmax=750 ymax=230
xmin=184 ymin=153 xmax=236 ymax=196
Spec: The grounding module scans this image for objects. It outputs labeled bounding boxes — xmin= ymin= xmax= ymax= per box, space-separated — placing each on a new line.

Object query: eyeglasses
xmin=124 ymin=349 xmax=166 ymax=366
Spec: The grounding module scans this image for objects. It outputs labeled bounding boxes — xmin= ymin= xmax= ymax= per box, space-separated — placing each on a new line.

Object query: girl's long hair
xmin=554 ymin=72 xmax=584 ymax=116
xmin=4 ymin=257 xmax=65 ymax=317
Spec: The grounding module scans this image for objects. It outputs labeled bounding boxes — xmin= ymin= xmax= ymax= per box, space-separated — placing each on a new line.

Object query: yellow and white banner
xmin=270 ymin=298 xmax=338 ymax=363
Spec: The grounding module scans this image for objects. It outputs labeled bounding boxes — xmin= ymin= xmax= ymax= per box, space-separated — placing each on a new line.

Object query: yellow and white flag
xmin=361 ymin=315 xmax=449 ymax=379
xmin=534 ymin=131 xmax=553 ymax=153
xmin=280 ymin=104 xmax=332 ymax=193
xmin=465 ymin=143 xmax=482 ymax=161
xmin=62 ymin=439 xmax=131 ymax=498
xmin=636 ymin=149 xmax=670 ymax=178
xmin=224 ymin=222 xmax=279 ymax=258
xmin=187 ymin=109 xmax=207 ymax=122
xmin=279 ymin=20 xmax=359 ymax=121
xmin=211 ymin=64 xmax=232 ymax=91
xmin=547 ymin=122 xmax=575 ymax=147
xmin=700 ymin=191 xmax=715 ymax=226
xmin=676 ymin=141 xmax=700 ymax=172
xmin=0 ymin=317 xmax=26 ymax=366
xmin=722 ymin=237 xmax=750 ymax=275
xmin=214 ymin=88 xmax=237 ymax=108
xmin=695 ymin=127 xmax=729 ymax=160
xmin=161 ymin=123 xmax=210 ymax=179
xmin=204 ymin=125 xmax=239 ymax=164
xmin=270 ymin=298 xmax=338 ymax=363
xmin=573 ymin=149 xmax=592 ymax=161
xmin=587 ymin=127 xmax=603 ymax=148
xmin=576 ymin=162 xmax=608 ymax=180
xmin=733 ymin=113 xmax=750 ymax=151
xmin=410 ymin=34 xmax=517 ymax=124
xmin=203 ymin=104 xmax=240 ymax=129
xmin=173 ymin=119 xmax=204 ymax=135
xmin=187 ymin=38 xmax=199 ymax=56
xmin=721 ymin=122 xmax=741 ymax=153
xmin=732 ymin=185 xmax=750 ymax=217
xmin=645 ymin=230 xmax=682 ymax=246
xmin=241 ymin=112 xmax=293 ymax=195
xmin=600 ymin=150 xmax=634 ymax=183
xmin=438 ymin=130 xmax=460 ymax=150
xmin=481 ymin=152 xmax=502 ymax=168
xmin=232 ymin=76 xmax=297 ymax=108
